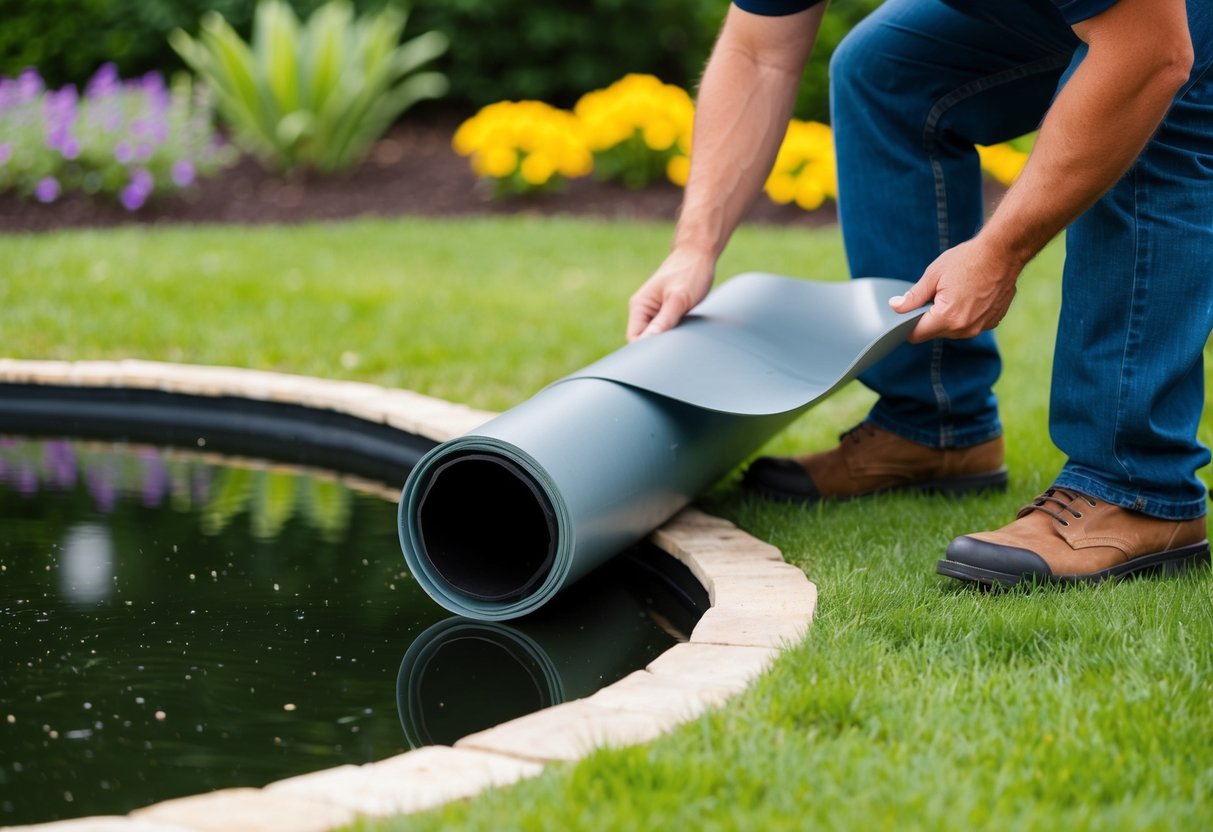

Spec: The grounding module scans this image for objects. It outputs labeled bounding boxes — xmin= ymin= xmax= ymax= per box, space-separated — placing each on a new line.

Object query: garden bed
xmin=0 ymin=116 xmax=840 ymax=234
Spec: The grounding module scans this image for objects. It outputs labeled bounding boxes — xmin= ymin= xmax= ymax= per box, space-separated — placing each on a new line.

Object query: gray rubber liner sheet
xmin=400 ymin=273 xmax=923 ymax=620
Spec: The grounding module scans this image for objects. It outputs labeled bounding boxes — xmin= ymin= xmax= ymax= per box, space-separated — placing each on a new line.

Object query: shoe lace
xmin=1022 ymin=487 xmax=1098 ymax=527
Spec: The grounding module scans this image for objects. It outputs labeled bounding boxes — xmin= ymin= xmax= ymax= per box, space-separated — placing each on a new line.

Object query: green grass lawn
xmin=3 ymin=217 xmax=1211 ymax=830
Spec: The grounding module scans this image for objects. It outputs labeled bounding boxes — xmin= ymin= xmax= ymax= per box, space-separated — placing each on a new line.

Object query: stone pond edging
xmin=0 ymin=359 xmax=817 ymax=832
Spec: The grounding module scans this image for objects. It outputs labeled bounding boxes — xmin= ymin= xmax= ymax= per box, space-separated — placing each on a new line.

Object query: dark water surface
xmin=0 ymin=436 xmax=697 ymax=826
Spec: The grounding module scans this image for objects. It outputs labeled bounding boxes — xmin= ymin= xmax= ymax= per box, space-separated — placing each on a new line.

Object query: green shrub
xmin=170 ymin=0 xmax=448 ymax=173
xmin=0 ymin=0 xmax=883 ymax=124
xmin=407 ymin=0 xmax=884 ymax=121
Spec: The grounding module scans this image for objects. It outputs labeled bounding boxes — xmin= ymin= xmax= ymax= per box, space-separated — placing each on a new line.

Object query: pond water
xmin=0 ymin=435 xmax=703 ymax=826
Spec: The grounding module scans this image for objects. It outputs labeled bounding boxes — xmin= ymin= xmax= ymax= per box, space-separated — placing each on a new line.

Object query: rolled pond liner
xmin=400 ymin=274 xmax=925 ymax=621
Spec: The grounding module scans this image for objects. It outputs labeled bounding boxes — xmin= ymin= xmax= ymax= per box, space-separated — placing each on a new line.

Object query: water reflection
xmin=59 ymin=523 xmax=115 ymax=604
xmin=0 ymin=436 xmax=358 ymax=544
xmin=0 ymin=436 xmax=704 ymax=826
xmin=398 ymin=552 xmax=709 ymax=747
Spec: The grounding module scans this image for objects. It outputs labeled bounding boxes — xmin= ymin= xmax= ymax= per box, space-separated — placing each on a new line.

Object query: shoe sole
xmin=747 ymin=467 xmax=1009 ymax=504
xmin=936 ymin=540 xmax=1212 ymax=587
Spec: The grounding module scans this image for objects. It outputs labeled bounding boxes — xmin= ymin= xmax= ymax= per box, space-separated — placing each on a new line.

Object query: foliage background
xmin=0 ymin=0 xmax=884 ymax=122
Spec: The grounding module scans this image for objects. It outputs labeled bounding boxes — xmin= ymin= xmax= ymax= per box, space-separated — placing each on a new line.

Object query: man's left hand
xmin=888 ymin=236 xmax=1023 ymax=343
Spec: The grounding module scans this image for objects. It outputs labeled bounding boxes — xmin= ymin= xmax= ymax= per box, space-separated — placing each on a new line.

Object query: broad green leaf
xmin=254 ymin=0 xmax=302 ymax=114
xmin=201 ymin=467 xmax=254 ymax=536
xmin=302 ymin=0 xmax=353 ymax=113
xmin=276 ymin=110 xmax=316 ymax=148
xmin=251 ymin=471 xmax=298 ymax=541
xmin=390 ymin=31 xmax=449 ymax=80
xmin=303 ymin=478 xmax=352 ymax=544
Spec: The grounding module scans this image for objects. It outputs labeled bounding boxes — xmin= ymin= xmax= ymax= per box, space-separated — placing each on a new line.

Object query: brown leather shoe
xmin=939 ymin=486 xmax=1211 ymax=586
xmin=741 ymin=422 xmax=1007 ymax=502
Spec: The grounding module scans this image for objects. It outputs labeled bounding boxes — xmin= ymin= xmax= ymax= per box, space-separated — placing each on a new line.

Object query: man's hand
xmin=625 ymin=3 xmax=824 ymax=342
xmin=892 ymin=0 xmax=1192 ymax=346
xmin=627 ymin=248 xmax=716 ymax=341
xmin=888 ymin=236 xmax=1022 ymax=343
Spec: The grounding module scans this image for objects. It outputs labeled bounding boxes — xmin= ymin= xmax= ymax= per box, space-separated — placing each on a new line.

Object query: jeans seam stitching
xmin=921 ymin=54 xmax=1071 ymax=252
xmin=1111 ymin=166 xmax=1142 ymax=484
xmin=929 ymin=340 xmax=950 ymax=444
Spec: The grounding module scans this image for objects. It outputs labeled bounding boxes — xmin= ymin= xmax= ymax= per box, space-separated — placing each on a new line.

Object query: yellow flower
xmin=666 ymin=154 xmax=690 ymax=186
xmin=574 ymin=74 xmax=694 ymax=156
xmin=557 ymin=144 xmax=594 ymax=178
xmin=453 ymin=99 xmax=592 ymax=191
xmin=764 ymin=118 xmax=837 ymax=210
xmin=473 ymin=144 xmax=518 ymax=178
xmin=520 ymin=152 xmax=556 ymax=186
xmin=451 ymin=119 xmax=483 ymax=156
xmin=642 ymin=119 xmax=677 ymax=152
xmin=977 ymin=143 xmax=1028 ymax=186
xmin=765 ymin=172 xmax=797 ymax=205
xmin=794 ymin=176 xmax=825 ymax=211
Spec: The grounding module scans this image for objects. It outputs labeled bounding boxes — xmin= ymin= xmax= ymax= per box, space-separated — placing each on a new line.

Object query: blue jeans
xmin=829 ymin=0 xmax=1213 ymax=520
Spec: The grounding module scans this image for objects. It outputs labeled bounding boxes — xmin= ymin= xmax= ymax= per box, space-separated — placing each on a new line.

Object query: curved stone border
xmin=0 ymin=359 xmax=816 ymax=832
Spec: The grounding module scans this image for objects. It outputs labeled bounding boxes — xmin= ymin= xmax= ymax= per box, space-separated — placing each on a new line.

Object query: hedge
xmin=0 ymin=0 xmax=883 ymax=122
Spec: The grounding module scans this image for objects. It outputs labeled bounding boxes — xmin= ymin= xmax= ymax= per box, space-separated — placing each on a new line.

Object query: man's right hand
xmin=626 ymin=248 xmax=716 ymax=341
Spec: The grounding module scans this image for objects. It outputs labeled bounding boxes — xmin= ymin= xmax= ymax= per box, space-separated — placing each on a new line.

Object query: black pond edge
xmin=0 ymin=383 xmax=437 ymax=492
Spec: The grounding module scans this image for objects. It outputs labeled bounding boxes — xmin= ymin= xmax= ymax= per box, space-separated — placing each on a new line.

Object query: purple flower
xmin=17 ymin=68 xmax=43 ymax=104
xmin=86 ymin=63 xmax=120 ymax=100
xmin=0 ymin=142 xmax=11 ymax=165
xmin=60 ymin=137 xmax=80 ymax=159
xmin=114 ymin=141 xmax=134 ymax=164
xmin=149 ymin=117 xmax=169 ymax=144
xmin=133 ymin=143 xmax=153 ymax=162
xmin=16 ymin=464 xmax=38 ymax=496
xmin=119 ymin=184 xmax=147 ymax=211
xmin=43 ymin=441 xmax=78 ymax=490
xmin=130 ymin=168 xmax=153 ymax=191
xmin=171 ymin=160 xmax=196 ymax=187
xmin=119 ymin=168 xmax=154 ymax=211
xmin=140 ymin=453 xmax=170 ymax=507
xmin=86 ymin=464 xmax=118 ymax=514
xmin=34 ymin=177 xmax=61 ymax=203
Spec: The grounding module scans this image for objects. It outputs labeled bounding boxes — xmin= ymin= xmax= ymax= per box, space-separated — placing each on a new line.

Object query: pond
xmin=0 ymin=434 xmax=705 ymax=826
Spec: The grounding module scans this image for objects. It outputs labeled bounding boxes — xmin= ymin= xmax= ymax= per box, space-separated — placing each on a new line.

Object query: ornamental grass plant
xmin=170 ymin=0 xmax=448 ymax=175
xmin=2 ymin=217 xmax=1209 ymax=831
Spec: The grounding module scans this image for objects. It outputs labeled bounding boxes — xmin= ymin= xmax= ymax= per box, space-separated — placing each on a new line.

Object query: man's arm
xmin=627 ymin=3 xmax=825 ymax=341
xmin=891 ymin=0 xmax=1194 ymax=342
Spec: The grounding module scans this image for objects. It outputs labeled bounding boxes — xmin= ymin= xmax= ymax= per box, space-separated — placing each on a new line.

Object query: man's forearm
xmin=979 ymin=0 xmax=1193 ymax=268
xmin=673 ymin=5 xmax=824 ymax=259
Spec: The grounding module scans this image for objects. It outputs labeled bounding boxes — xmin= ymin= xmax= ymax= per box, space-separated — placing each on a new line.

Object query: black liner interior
xmin=417 ymin=452 xmax=557 ymax=602
xmin=0 ymin=384 xmax=435 ymax=489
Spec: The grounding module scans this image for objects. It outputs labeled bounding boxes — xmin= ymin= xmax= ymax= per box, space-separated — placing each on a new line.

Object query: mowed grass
xmin=3 ymin=217 xmax=1211 ymax=830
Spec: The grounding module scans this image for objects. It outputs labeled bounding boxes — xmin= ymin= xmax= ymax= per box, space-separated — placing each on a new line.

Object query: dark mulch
xmin=0 ymin=117 xmax=838 ymax=234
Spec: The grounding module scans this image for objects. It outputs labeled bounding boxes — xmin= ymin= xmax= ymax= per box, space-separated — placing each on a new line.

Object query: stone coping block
xmin=455 ymin=700 xmax=684 ymax=763
xmin=1 ymin=819 xmax=194 ymax=832
xmin=0 ymin=360 xmax=817 ymax=829
xmin=266 ymin=747 xmax=542 ymax=817
xmin=130 ymin=789 xmax=355 ymax=832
